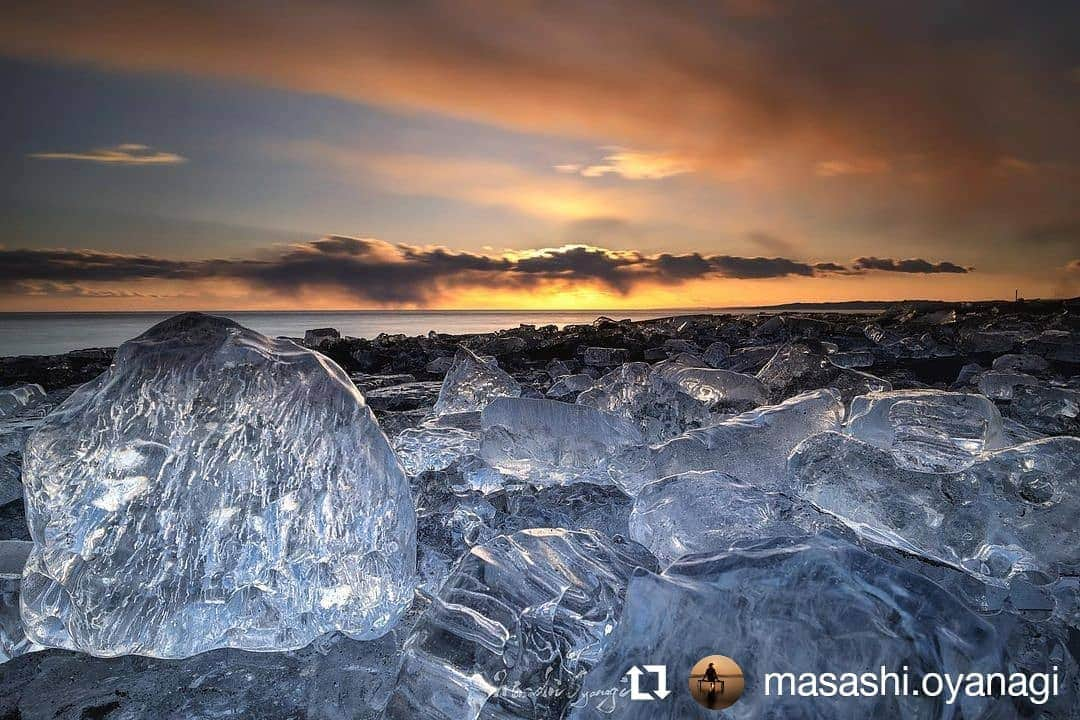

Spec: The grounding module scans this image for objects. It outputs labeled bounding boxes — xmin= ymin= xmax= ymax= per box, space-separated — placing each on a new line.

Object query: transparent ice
xmin=629 ymin=471 xmax=830 ymax=567
xmin=384 ymin=528 xmax=656 ymax=720
xmin=0 ymin=384 xmax=46 ymax=418
xmin=645 ymin=389 xmax=844 ymax=493
xmin=576 ymin=362 xmax=712 ymax=443
xmin=789 ymin=432 xmax=1080 ymax=580
xmin=844 ymin=389 xmax=1007 ymax=472
xmin=569 ymin=534 xmax=1008 ymax=719
xmin=976 ymin=370 xmax=1039 ymax=400
xmin=477 ymin=397 xmax=645 ymax=489
xmin=20 ymin=313 xmax=417 ymax=658
xmin=432 ymin=346 xmax=521 ymax=416
xmin=1 ymin=540 xmax=39 ymax=663
xmin=393 ymin=425 xmax=478 ymax=476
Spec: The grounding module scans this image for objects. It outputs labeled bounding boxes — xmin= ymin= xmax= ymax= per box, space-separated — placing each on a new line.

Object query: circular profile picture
xmin=689 ymin=654 xmax=745 ymax=710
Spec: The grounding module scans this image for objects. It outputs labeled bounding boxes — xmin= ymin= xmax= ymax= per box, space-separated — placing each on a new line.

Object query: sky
xmin=1 ymin=0 xmax=1078 ymax=311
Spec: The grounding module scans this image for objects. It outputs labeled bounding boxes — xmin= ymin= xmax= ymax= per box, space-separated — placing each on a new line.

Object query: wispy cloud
xmin=556 ymin=148 xmax=695 ymax=180
xmin=28 ymin=143 xmax=186 ymax=165
xmin=815 ymin=158 xmax=891 ymax=177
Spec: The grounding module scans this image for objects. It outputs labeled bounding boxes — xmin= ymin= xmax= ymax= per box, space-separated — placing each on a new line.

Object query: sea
xmin=0 ymin=307 xmax=880 ymax=357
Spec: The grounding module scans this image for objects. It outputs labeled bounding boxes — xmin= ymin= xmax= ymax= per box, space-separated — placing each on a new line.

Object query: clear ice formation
xmin=576 ymin=362 xmax=712 ymax=443
xmin=0 ymin=384 xmax=46 ymax=418
xmin=652 ymin=362 xmax=767 ymax=409
xmin=645 ymin=389 xmax=844 ymax=494
xmin=843 ymin=389 xmax=1007 ymax=472
xmin=976 ymin=370 xmax=1040 ymax=400
xmin=789 ymin=432 xmax=1080 ymax=580
xmin=20 ymin=313 xmax=417 ymax=658
xmin=546 ymin=373 xmax=594 ymax=398
xmin=1010 ymin=384 xmax=1080 ymax=435
xmin=1 ymin=540 xmax=38 ymax=663
xmin=477 ymin=397 xmax=645 ymax=488
xmin=392 ymin=425 xmax=478 ymax=476
xmin=432 ymin=346 xmax=521 ymax=416
xmin=569 ymin=534 xmax=1008 ymax=719
xmin=384 ymin=528 xmax=656 ymax=720
xmin=629 ymin=471 xmax=830 ymax=567
xmin=755 ymin=340 xmax=891 ymax=402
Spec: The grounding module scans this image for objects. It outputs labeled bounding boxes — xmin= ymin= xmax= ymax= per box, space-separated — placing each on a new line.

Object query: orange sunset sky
xmin=1 ymin=1 xmax=1078 ymax=310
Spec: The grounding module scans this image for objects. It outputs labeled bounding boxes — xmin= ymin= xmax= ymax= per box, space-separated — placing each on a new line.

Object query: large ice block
xmin=756 ymin=340 xmax=890 ymax=402
xmin=789 ymin=432 xmax=1080 ymax=579
xmin=384 ymin=528 xmax=656 ymax=720
xmin=432 ymin=346 xmax=521 ymax=416
xmin=646 ymin=389 xmax=844 ymax=493
xmin=569 ymin=534 xmax=1007 ymax=718
xmin=478 ymin=397 xmax=645 ymax=488
xmin=392 ymin=425 xmax=478 ymax=476
xmin=629 ymin=471 xmax=831 ymax=567
xmin=844 ymin=389 xmax=1007 ymax=471
xmin=576 ymin=362 xmax=712 ymax=442
xmin=20 ymin=313 xmax=417 ymax=658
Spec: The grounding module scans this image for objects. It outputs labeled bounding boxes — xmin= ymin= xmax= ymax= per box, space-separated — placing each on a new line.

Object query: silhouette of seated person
xmin=698 ymin=662 xmax=725 ymax=695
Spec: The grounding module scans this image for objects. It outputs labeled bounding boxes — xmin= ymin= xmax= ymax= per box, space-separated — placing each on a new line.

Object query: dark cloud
xmin=0 ymin=238 xmax=978 ymax=303
xmin=852 ymin=257 xmax=971 ymax=274
xmin=3 ymin=237 xmax=946 ymax=303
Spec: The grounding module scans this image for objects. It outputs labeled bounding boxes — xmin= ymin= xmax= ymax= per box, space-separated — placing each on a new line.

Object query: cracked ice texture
xmin=0 ymin=384 xmax=46 ymax=418
xmin=432 ymin=346 xmax=521 ymax=416
xmin=789 ymin=432 xmax=1080 ymax=579
xmin=20 ymin=313 xmax=416 ymax=658
xmin=1 ymin=541 xmax=39 ymax=662
xmin=384 ymin=528 xmax=656 ymax=720
xmin=644 ymin=389 xmax=844 ymax=494
xmin=629 ymin=471 xmax=830 ymax=567
xmin=576 ymin=363 xmax=712 ymax=443
xmin=570 ymin=534 xmax=1007 ymax=719
xmin=478 ymin=397 xmax=645 ymax=488
xmin=392 ymin=425 xmax=478 ymax=476
xmin=844 ymin=389 xmax=1007 ymax=472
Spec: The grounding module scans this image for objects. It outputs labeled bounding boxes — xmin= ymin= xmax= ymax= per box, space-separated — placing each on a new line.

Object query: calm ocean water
xmin=0 ymin=307 xmax=879 ymax=357
xmin=0 ymin=310 xmax=703 ymax=357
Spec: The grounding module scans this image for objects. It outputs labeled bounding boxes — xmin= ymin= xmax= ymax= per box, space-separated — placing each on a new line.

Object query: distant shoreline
xmin=2 ymin=297 xmax=1075 ymax=316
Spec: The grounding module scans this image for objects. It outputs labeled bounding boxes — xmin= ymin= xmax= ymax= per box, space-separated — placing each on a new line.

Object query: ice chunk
xmin=718 ymin=344 xmax=777 ymax=373
xmin=844 ymin=389 xmax=1006 ymax=471
xmin=829 ymin=349 xmax=875 ymax=368
xmin=576 ymin=363 xmax=712 ymax=442
xmin=976 ymin=370 xmax=1039 ymax=400
xmin=0 ymin=540 xmax=38 ymax=662
xmin=583 ymin=346 xmax=630 ymax=367
xmin=432 ymin=346 xmax=521 ymax=416
xmin=629 ymin=471 xmax=831 ymax=567
xmin=992 ymin=353 xmax=1049 ymax=374
xmin=701 ymin=340 xmax=730 ymax=367
xmin=0 ymin=384 xmax=45 ymax=418
xmin=477 ymin=397 xmax=644 ymax=488
xmin=384 ymin=529 xmax=656 ymax=720
xmin=647 ymin=389 xmax=844 ymax=493
xmin=546 ymin=373 xmax=594 ymax=398
xmin=756 ymin=340 xmax=890 ymax=402
xmin=652 ymin=362 xmax=766 ymax=408
xmin=570 ymin=534 xmax=1007 ymax=719
xmin=1009 ymin=384 xmax=1080 ymax=435
xmin=495 ymin=483 xmax=635 ymax=544
xmin=393 ymin=425 xmax=478 ymax=476
xmin=0 ymin=454 xmax=20 ymax=507
xmin=789 ymin=432 xmax=1080 ymax=579
xmin=20 ymin=313 xmax=416 ymax=658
